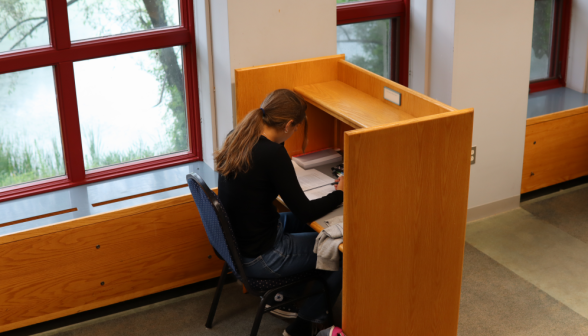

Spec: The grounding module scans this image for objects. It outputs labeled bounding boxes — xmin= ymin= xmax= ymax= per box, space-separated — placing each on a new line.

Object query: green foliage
xmin=82 ymin=129 xmax=175 ymax=170
xmin=0 ymin=129 xmax=176 ymax=188
xmin=148 ymin=46 xmax=188 ymax=152
xmin=164 ymin=84 xmax=188 ymax=151
xmin=338 ymin=19 xmax=391 ymax=79
xmin=532 ymin=0 xmax=554 ymax=59
xmin=0 ymin=133 xmax=65 ymax=188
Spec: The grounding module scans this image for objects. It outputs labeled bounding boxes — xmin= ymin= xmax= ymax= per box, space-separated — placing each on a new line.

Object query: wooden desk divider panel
xmin=235 ymin=55 xmax=344 ymax=156
xmin=521 ymin=105 xmax=588 ymax=193
xmin=0 ymin=193 xmax=224 ymax=333
xmin=343 ymin=110 xmax=473 ymax=335
xmin=236 ymin=55 xmax=474 ymax=335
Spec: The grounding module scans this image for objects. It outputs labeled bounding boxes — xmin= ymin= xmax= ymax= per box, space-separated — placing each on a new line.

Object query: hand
xmin=335 ymin=176 xmax=345 ymax=192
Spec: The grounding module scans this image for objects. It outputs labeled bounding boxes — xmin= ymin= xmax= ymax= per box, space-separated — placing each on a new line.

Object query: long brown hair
xmin=215 ymin=89 xmax=308 ymax=177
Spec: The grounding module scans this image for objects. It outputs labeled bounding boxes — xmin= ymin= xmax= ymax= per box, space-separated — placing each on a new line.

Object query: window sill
xmin=527 ymin=87 xmax=588 ymax=119
xmin=0 ymin=161 xmax=217 ymax=237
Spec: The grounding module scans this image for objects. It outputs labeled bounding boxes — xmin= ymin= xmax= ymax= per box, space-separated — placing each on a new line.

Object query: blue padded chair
xmin=186 ymin=173 xmax=331 ymax=336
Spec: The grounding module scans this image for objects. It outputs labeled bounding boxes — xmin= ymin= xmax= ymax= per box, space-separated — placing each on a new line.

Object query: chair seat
xmin=249 ymin=269 xmax=319 ymax=292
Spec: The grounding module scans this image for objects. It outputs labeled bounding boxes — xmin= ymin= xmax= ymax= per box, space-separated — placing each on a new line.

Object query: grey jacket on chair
xmin=313 ymin=216 xmax=344 ymax=271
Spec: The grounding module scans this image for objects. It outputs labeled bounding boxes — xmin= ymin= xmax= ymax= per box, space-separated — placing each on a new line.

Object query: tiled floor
xmin=461 ymin=183 xmax=588 ymax=335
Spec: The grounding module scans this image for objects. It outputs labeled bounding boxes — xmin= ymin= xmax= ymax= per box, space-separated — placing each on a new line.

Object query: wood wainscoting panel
xmin=0 ymin=200 xmax=224 ymax=332
xmin=521 ymin=108 xmax=588 ymax=193
xmin=342 ymin=109 xmax=473 ymax=335
xmin=526 ymin=105 xmax=588 ymax=126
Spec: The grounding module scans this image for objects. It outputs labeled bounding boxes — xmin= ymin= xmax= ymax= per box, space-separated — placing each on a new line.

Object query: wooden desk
xmin=236 ymin=55 xmax=474 ymax=335
xmin=309 ymin=206 xmax=344 ymax=253
xmin=275 ymin=198 xmax=343 ymax=253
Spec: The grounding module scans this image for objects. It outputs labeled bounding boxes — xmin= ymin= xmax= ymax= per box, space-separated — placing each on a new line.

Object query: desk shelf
xmin=294 ymin=80 xmax=414 ymax=129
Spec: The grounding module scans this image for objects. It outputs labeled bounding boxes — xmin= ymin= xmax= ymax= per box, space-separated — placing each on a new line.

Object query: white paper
xmin=295 ymin=169 xmax=335 ymax=192
xmin=305 ymin=184 xmax=337 ymax=201
xmin=292 ymin=160 xmax=305 ymax=173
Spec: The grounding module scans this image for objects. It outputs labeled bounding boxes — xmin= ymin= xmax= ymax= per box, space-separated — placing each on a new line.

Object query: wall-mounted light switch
xmin=384 ymin=87 xmax=401 ymax=106
xmin=471 ymin=146 xmax=476 ymax=165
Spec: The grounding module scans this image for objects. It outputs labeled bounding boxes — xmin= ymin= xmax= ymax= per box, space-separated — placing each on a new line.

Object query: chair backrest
xmin=186 ymin=173 xmax=249 ymax=283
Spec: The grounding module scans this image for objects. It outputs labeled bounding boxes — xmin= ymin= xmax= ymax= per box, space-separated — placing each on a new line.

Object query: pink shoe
xmin=315 ymin=326 xmax=345 ymax=336
xmin=328 ymin=326 xmax=345 ymax=336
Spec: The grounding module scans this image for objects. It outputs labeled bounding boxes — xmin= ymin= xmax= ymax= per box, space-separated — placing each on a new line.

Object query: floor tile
xmin=467 ymin=208 xmax=588 ymax=319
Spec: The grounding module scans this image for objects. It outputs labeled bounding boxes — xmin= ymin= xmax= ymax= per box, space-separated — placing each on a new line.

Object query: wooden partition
xmin=521 ymin=105 xmax=588 ymax=193
xmin=0 ymin=194 xmax=223 ymax=333
xmin=236 ymin=55 xmax=474 ymax=335
xmin=343 ymin=111 xmax=473 ymax=335
xmin=236 ymin=55 xmax=343 ymax=156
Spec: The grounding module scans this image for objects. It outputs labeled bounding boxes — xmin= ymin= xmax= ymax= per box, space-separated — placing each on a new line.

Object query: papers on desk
xmin=293 ymin=163 xmax=336 ymax=201
xmin=305 ymin=184 xmax=337 ymax=201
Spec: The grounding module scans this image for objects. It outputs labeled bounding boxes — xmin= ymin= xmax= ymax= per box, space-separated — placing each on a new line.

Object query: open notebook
xmin=292 ymin=161 xmax=336 ymax=201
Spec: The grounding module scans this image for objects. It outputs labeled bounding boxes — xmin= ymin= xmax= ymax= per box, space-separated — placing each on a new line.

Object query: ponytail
xmin=214 ymin=108 xmax=264 ymax=177
xmin=214 ymin=89 xmax=308 ymax=178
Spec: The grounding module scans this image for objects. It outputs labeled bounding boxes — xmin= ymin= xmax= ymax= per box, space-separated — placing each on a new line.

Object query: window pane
xmin=0 ymin=0 xmax=50 ymax=53
xmin=68 ymin=0 xmax=180 ymax=42
xmin=74 ymin=47 xmax=188 ymax=170
xmin=530 ymin=0 xmax=555 ymax=81
xmin=337 ymin=19 xmax=395 ymax=80
xmin=0 ymin=67 xmax=65 ymax=188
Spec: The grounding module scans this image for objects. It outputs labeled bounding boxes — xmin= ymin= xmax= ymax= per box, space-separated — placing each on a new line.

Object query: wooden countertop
xmin=294 ymin=80 xmax=414 ymax=129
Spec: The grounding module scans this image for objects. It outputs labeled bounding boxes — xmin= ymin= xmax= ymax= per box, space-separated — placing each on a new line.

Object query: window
xmin=336 ymin=0 xmax=409 ymax=86
xmin=529 ymin=0 xmax=572 ymax=93
xmin=0 ymin=0 xmax=200 ymax=202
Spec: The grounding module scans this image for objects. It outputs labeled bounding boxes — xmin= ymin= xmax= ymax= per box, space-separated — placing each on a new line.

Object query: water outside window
xmin=0 ymin=67 xmax=65 ymax=188
xmin=0 ymin=0 xmax=50 ymax=53
xmin=74 ymin=47 xmax=188 ymax=170
xmin=68 ymin=0 xmax=180 ymax=42
xmin=530 ymin=0 xmax=555 ymax=81
xmin=337 ymin=19 xmax=393 ymax=79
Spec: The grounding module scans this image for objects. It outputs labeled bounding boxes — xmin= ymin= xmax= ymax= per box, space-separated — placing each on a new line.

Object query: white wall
xmin=451 ymin=0 xmax=534 ymax=218
xmin=194 ymin=0 xmax=217 ymax=167
xmin=566 ymin=0 xmax=588 ymax=93
xmin=409 ymin=0 xmax=428 ymax=94
xmin=204 ymin=0 xmax=336 ymax=153
xmin=209 ymin=0 xmax=234 ymax=151
xmin=429 ymin=0 xmax=455 ymax=105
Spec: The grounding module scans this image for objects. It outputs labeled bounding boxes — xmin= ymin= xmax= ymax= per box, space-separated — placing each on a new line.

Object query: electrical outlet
xmin=471 ymin=146 xmax=476 ymax=165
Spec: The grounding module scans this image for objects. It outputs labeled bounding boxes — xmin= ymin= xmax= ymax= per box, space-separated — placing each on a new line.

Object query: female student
xmin=215 ymin=89 xmax=343 ymax=336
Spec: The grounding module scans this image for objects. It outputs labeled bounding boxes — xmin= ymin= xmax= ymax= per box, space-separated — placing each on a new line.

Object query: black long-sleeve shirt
xmin=218 ymin=135 xmax=343 ymax=258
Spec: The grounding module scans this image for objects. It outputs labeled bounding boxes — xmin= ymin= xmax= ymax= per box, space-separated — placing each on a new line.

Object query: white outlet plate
xmin=384 ymin=87 xmax=401 ymax=106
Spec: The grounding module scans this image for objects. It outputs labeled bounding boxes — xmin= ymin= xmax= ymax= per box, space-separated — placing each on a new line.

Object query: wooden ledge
xmin=294 ymin=80 xmax=414 ymax=129
xmin=527 ymin=105 xmax=588 ymax=126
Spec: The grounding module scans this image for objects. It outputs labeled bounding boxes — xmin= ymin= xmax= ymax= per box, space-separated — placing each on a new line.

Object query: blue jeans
xmin=241 ymin=212 xmax=342 ymax=323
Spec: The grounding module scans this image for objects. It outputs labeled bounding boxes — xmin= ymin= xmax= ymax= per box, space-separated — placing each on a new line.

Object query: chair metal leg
xmin=205 ymin=262 xmax=229 ymax=329
xmin=250 ymin=291 xmax=272 ymax=336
